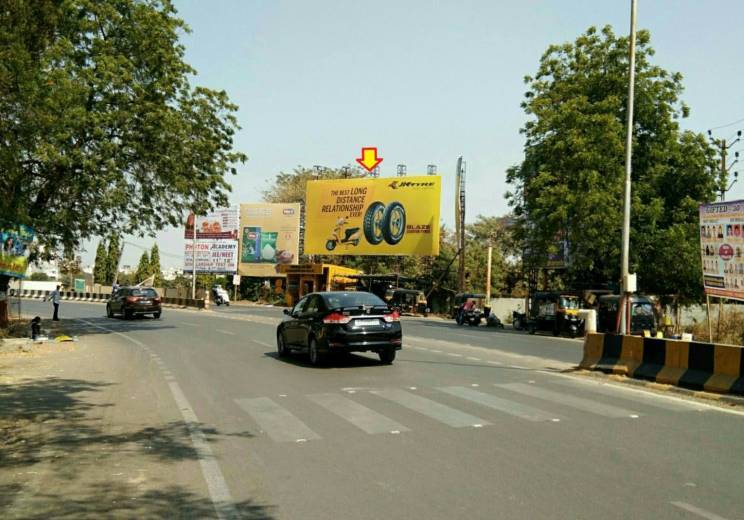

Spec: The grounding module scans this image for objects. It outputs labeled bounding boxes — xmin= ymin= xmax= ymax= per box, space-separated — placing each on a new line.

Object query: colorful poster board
xmin=238 ymin=203 xmax=301 ymax=277
xmin=304 ymin=176 xmax=441 ymax=256
xmin=699 ymin=200 xmax=744 ymax=300
xmin=183 ymin=208 xmax=239 ymax=273
xmin=0 ymin=225 xmax=35 ymax=278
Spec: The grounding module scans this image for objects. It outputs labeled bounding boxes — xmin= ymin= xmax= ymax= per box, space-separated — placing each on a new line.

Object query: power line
xmin=708 ymin=117 xmax=744 ymax=131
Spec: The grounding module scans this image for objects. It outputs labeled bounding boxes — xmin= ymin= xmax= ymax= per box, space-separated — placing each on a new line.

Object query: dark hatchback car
xmin=276 ymin=291 xmax=402 ymax=365
xmin=107 ymin=287 xmax=162 ymax=319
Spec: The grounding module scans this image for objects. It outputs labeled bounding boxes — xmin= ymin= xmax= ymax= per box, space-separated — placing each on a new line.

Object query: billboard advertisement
xmin=0 ymin=225 xmax=35 ymax=278
xmin=699 ymin=200 xmax=744 ymax=301
xmin=183 ymin=208 xmax=239 ymax=273
xmin=304 ymin=176 xmax=441 ymax=256
xmin=238 ymin=203 xmax=301 ymax=277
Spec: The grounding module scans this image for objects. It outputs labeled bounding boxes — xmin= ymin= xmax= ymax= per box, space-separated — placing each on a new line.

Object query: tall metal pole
xmin=455 ymin=157 xmax=466 ymax=292
xmin=485 ymin=245 xmax=493 ymax=301
xmin=619 ymin=0 xmax=637 ymax=335
xmin=191 ymin=213 xmax=197 ymax=300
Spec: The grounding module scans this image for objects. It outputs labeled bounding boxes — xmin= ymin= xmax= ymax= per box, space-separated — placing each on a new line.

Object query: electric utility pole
xmin=708 ymin=129 xmax=741 ymax=201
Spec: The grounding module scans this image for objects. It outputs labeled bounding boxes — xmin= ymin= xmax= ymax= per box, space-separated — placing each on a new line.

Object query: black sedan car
xmin=276 ymin=291 xmax=402 ymax=365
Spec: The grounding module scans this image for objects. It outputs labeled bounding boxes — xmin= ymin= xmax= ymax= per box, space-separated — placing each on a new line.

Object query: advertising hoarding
xmin=238 ymin=203 xmax=301 ymax=277
xmin=183 ymin=207 xmax=239 ymax=273
xmin=699 ymin=200 xmax=744 ymax=301
xmin=0 ymin=225 xmax=35 ymax=278
xmin=304 ymin=176 xmax=441 ymax=256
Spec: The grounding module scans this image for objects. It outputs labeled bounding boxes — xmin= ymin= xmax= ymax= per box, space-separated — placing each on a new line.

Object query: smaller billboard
xmin=238 ymin=203 xmax=301 ymax=277
xmin=183 ymin=207 xmax=239 ymax=273
xmin=699 ymin=200 xmax=744 ymax=301
xmin=0 ymin=225 xmax=35 ymax=278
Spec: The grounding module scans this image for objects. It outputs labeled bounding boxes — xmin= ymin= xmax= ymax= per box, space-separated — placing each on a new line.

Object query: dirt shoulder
xmin=0 ymin=319 xmax=246 ymax=519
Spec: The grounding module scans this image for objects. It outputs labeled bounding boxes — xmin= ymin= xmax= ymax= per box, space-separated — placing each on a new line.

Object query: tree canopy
xmin=0 ymin=0 xmax=246 ymax=257
xmin=506 ymin=26 xmax=717 ymax=302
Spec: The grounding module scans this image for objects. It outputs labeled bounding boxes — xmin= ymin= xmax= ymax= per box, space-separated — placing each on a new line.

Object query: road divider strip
xmin=580 ymin=333 xmax=744 ymax=396
xmin=9 ymin=289 xmax=206 ymax=309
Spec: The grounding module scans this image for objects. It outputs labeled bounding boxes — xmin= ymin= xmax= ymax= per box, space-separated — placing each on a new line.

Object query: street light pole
xmin=619 ymin=0 xmax=638 ymax=335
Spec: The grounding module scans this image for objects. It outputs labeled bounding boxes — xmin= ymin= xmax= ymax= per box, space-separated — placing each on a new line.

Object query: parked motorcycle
xmin=512 ymin=310 xmax=527 ymax=331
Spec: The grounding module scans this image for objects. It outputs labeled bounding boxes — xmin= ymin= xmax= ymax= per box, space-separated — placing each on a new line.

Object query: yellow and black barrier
xmin=580 ymin=333 xmax=744 ymax=396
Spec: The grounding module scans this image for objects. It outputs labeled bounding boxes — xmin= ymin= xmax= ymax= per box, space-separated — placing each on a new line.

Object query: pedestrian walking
xmin=45 ymin=285 xmax=62 ymax=321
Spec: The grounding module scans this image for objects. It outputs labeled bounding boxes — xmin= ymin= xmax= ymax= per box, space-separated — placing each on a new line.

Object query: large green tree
xmin=0 ymin=0 xmax=246 ymax=322
xmin=93 ymin=240 xmax=108 ymax=285
xmin=506 ymin=26 xmax=717 ymax=301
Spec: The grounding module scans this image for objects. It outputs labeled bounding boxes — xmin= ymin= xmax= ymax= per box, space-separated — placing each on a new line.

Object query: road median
xmin=580 ymin=333 xmax=744 ymax=396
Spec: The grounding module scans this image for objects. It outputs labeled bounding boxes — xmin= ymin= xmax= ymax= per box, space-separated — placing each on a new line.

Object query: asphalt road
xmin=13 ymin=299 xmax=744 ymax=520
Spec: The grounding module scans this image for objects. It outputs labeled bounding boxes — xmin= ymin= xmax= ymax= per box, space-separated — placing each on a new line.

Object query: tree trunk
xmin=0 ymin=274 xmax=11 ymax=327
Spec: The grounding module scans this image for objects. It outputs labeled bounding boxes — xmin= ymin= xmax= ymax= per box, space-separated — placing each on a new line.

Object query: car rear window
xmin=131 ymin=288 xmax=158 ymax=297
xmin=323 ymin=292 xmax=386 ymax=309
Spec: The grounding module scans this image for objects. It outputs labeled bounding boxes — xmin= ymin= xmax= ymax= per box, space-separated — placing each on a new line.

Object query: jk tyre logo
xmin=388 ymin=180 xmax=436 ymax=190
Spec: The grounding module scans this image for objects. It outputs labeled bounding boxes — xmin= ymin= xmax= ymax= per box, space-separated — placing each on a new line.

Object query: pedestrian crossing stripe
xmin=232 ymin=381 xmax=685 ymax=443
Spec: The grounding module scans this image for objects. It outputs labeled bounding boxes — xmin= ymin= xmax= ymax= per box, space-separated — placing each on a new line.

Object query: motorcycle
xmin=212 ymin=286 xmax=230 ymax=306
xmin=486 ymin=313 xmax=505 ymax=329
xmin=512 ymin=310 xmax=526 ymax=331
xmin=456 ymin=306 xmax=483 ymax=326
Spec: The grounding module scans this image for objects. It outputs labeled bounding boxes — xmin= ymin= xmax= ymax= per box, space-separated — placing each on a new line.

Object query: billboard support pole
xmin=485 ymin=245 xmax=493 ymax=302
xmin=191 ymin=214 xmax=197 ymax=300
xmin=706 ymin=294 xmax=712 ymax=342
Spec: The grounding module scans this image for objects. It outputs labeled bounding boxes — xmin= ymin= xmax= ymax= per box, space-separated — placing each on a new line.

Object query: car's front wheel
xmin=379 ymin=349 xmax=396 ymax=365
xmin=106 ymin=304 xmax=113 ymax=318
xmin=277 ymin=332 xmax=289 ymax=357
xmin=308 ymin=338 xmax=324 ymax=366
xmin=153 ymin=312 xmax=161 ymax=319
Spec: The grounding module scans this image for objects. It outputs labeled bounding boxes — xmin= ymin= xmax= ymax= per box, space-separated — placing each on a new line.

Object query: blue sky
xmin=87 ymin=0 xmax=744 ymax=268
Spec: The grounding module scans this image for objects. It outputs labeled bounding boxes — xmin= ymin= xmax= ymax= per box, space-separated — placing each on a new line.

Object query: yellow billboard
xmin=305 ymin=176 xmax=441 ymax=256
xmin=238 ymin=203 xmax=301 ymax=277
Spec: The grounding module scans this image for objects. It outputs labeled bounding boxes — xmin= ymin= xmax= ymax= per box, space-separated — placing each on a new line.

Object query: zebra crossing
xmin=233 ymin=378 xmax=701 ymax=443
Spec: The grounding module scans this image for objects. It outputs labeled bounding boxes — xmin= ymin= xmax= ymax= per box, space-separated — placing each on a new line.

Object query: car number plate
xmin=140 ymin=300 xmax=151 ymax=305
xmin=354 ymin=319 xmax=379 ymax=327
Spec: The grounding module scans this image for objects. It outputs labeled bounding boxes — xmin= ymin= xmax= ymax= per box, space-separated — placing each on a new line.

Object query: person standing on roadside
xmin=45 ymin=285 xmax=62 ymax=321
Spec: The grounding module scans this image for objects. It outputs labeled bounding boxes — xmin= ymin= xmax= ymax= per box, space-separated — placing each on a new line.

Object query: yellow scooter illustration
xmin=325 ymin=217 xmax=362 ymax=251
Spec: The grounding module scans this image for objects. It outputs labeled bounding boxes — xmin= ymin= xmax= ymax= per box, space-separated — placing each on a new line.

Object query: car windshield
xmin=632 ymin=303 xmax=654 ymax=317
xmin=560 ymin=297 xmax=579 ymax=309
xmin=323 ymin=292 xmax=387 ymax=309
xmin=131 ymin=288 xmax=158 ymax=297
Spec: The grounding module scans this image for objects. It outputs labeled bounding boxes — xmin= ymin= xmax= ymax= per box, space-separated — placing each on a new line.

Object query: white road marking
xmin=371 ymin=388 xmax=490 ymax=428
xmin=466 ymin=357 xmax=481 ymax=361
xmin=308 ymin=393 xmax=410 ymax=435
xmin=430 ymin=349 xmax=443 ymax=353
xmin=252 ymin=339 xmax=272 ymax=348
xmin=447 ymin=353 xmax=462 ymax=358
xmin=670 ymin=501 xmax=731 ymax=520
xmin=487 ymin=360 xmax=502 ymax=365
xmin=77 ymin=319 xmax=236 ymax=519
xmin=439 ymin=386 xmax=560 ymax=422
xmin=497 ymin=383 xmax=640 ymax=419
xmin=179 ymin=322 xmax=197 ymax=327
xmin=544 ymin=372 xmax=725 ymax=414
xmin=215 ymin=329 xmax=235 ymax=336
xmin=235 ymin=397 xmax=320 ymax=443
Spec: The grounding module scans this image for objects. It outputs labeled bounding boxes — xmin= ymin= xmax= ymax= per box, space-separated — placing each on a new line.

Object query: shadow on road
xmin=0 ymin=377 xmax=272 ymax=519
xmin=264 ymin=351 xmax=385 ymax=369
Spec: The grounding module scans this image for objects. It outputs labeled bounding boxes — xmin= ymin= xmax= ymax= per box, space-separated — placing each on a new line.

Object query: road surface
xmin=4 ymin=299 xmax=743 ymax=520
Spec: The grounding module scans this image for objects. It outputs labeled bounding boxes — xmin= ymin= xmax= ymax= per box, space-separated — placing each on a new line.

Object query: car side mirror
xmin=283 ymin=309 xmax=290 ymax=315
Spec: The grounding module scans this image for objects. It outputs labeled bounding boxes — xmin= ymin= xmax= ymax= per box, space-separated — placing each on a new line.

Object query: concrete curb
xmin=580 ymin=332 xmax=744 ymax=396
xmin=9 ymin=289 xmax=206 ymax=310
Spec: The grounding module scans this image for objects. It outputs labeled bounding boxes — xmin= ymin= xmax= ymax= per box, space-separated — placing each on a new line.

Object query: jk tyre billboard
xmin=699 ymin=200 xmax=744 ymax=301
xmin=305 ymin=176 xmax=441 ymax=256
xmin=239 ymin=203 xmax=301 ymax=277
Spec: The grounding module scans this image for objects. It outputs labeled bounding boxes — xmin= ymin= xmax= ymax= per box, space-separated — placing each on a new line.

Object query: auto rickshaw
xmin=526 ymin=292 xmax=583 ymax=338
xmin=596 ymin=294 xmax=657 ymax=336
xmin=387 ymin=289 xmax=428 ymax=315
